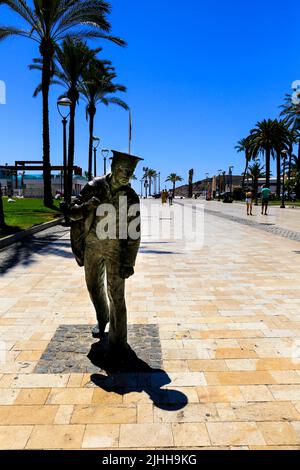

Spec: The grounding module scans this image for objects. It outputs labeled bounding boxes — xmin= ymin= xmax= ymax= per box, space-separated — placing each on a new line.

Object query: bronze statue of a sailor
xmin=69 ymin=150 xmax=143 ymax=353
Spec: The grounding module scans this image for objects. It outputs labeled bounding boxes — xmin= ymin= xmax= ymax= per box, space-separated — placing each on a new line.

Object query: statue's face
xmin=111 ymin=164 xmax=133 ymax=187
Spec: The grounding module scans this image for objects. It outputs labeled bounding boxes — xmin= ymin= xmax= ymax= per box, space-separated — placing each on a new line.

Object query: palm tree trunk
xmin=242 ymin=158 xmax=249 ymax=188
xmin=265 ymin=147 xmax=271 ymax=188
xmin=276 ymin=150 xmax=281 ymax=198
xmin=254 ymin=178 xmax=259 ymax=205
xmin=88 ymin=106 xmax=96 ymax=180
xmin=288 ymin=151 xmax=292 ymax=200
xmin=41 ymin=52 xmax=53 ymax=208
xmin=296 ymin=142 xmax=300 ymax=200
xmin=149 ymin=178 xmax=152 ymax=196
xmin=67 ymin=101 xmax=76 ymax=205
xmin=173 ymin=182 xmax=176 ymax=198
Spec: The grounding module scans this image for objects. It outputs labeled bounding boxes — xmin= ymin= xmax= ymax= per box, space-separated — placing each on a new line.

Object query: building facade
xmin=0 ymin=171 xmax=87 ymax=198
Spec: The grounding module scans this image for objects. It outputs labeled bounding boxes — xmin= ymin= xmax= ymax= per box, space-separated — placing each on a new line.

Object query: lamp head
xmin=57 ymin=97 xmax=72 ymax=118
xmin=92 ymin=137 xmax=100 ymax=149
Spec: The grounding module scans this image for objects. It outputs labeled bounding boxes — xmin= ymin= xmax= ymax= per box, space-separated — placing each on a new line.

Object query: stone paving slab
xmin=0 ymin=200 xmax=300 ymax=449
xmin=204 ymin=208 xmax=300 ymax=243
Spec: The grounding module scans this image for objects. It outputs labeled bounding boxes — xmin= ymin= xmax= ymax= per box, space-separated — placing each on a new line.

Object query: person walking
xmin=261 ymin=184 xmax=271 ymax=215
xmin=161 ymin=190 xmax=168 ymax=204
xmin=245 ymin=190 xmax=253 ymax=216
xmin=168 ymin=189 xmax=173 ymax=206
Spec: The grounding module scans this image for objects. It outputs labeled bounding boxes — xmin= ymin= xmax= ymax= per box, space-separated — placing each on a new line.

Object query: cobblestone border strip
xmin=204 ymin=208 xmax=300 ymax=243
xmin=35 ymin=324 xmax=162 ymax=374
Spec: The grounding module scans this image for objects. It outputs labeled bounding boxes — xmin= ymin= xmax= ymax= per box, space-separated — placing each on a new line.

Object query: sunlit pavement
xmin=204 ymin=199 xmax=300 ymax=233
xmin=0 ymin=199 xmax=300 ymax=449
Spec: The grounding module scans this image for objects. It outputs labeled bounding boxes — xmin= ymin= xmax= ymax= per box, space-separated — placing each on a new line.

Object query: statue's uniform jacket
xmin=69 ymin=175 xmax=141 ymax=269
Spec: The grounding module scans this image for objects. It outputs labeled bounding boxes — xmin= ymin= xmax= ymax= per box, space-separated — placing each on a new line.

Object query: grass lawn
xmin=0 ymin=197 xmax=62 ymax=238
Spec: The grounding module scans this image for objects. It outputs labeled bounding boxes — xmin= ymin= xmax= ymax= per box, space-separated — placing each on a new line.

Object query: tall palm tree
xmin=31 ymin=37 xmax=100 ymax=203
xmin=142 ymin=166 xmax=149 ymax=197
xmin=250 ymin=119 xmax=280 ymax=188
xmin=246 ymin=162 xmax=265 ymax=205
xmin=165 ymin=173 xmax=183 ymax=198
xmin=235 ymin=136 xmax=257 ymax=188
xmin=80 ymin=60 xmax=128 ymax=180
xmin=280 ymin=94 xmax=300 ymax=198
xmin=0 ymin=0 xmax=125 ymax=207
xmin=272 ymin=120 xmax=293 ymax=197
xmin=54 ymin=39 xmax=100 ymax=203
xmin=147 ymin=169 xmax=157 ymax=196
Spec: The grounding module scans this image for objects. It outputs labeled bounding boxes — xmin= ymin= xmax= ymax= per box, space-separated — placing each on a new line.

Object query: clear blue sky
xmin=1 ymin=0 xmax=300 ymax=191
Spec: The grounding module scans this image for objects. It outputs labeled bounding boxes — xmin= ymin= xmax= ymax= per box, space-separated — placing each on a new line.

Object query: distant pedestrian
xmin=245 ymin=190 xmax=253 ymax=216
xmin=161 ymin=190 xmax=168 ymax=204
xmin=168 ymin=190 xmax=173 ymax=205
xmin=261 ymin=184 xmax=271 ymax=215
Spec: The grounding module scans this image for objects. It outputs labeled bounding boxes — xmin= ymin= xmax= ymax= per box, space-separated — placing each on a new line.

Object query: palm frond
xmin=103 ymin=97 xmax=128 ymax=110
xmin=0 ymin=25 xmax=38 ymax=41
xmin=0 ymin=0 xmax=37 ymax=29
xmin=52 ymin=1 xmax=111 ymax=39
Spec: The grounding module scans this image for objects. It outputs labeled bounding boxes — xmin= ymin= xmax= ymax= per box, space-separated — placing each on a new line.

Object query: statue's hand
xmin=86 ymin=197 xmax=101 ymax=209
xmin=119 ymin=266 xmax=134 ymax=279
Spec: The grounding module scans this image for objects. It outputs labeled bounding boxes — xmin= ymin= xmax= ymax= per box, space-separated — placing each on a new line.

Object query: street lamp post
xmin=218 ymin=170 xmax=222 ymax=201
xmin=57 ymin=97 xmax=72 ymax=201
xmin=281 ymin=150 xmax=288 ymax=209
xmin=21 ymin=170 xmax=25 ymax=195
xmin=140 ymin=179 xmax=143 ymax=198
xmin=205 ymin=173 xmax=209 ymax=199
xmin=229 ymin=165 xmax=234 ymax=199
xmin=101 ymin=149 xmax=109 ymax=176
xmin=92 ymin=137 xmax=100 ymax=177
xmin=144 ymin=179 xmax=149 ymax=198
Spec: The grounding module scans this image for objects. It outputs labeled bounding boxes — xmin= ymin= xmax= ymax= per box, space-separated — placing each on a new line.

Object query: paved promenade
xmin=0 ymin=200 xmax=300 ymax=449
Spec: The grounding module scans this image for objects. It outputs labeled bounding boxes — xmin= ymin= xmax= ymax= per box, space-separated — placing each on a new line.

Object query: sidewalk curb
xmin=232 ymin=200 xmax=300 ymax=209
xmin=0 ymin=216 xmax=64 ymax=250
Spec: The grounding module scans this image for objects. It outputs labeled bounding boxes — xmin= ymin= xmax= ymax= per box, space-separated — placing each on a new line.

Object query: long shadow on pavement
xmin=140 ymin=249 xmax=179 ymax=255
xmin=0 ymin=227 xmax=72 ymax=275
xmin=88 ymin=337 xmax=188 ymax=411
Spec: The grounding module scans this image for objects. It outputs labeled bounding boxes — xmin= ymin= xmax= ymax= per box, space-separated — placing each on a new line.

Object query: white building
xmin=0 ymin=171 xmax=87 ymax=198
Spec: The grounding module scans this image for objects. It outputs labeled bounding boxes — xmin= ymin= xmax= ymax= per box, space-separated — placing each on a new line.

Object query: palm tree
xmin=272 ymin=120 xmax=293 ymax=197
xmin=147 ymin=169 xmax=157 ymax=196
xmin=56 ymin=39 xmax=101 ymax=203
xmin=31 ymin=37 xmax=100 ymax=203
xmin=250 ymin=119 xmax=281 ymax=188
xmin=142 ymin=167 xmax=149 ymax=197
xmin=165 ymin=173 xmax=183 ymax=198
xmin=280 ymin=94 xmax=300 ymax=198
xmin=246 ymin=162 xmax=266 ymax=205
xmin=0 ymin=0 xmax=125 ymax=207
xmin=80 ymin=60 xmax=128 ymax=180
xmin=235 ymin=136 xmax=257 ymax=188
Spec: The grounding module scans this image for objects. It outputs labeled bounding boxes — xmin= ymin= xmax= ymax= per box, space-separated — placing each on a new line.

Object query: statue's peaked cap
xmin=110 ymin=150 xmax=144 ymax=171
